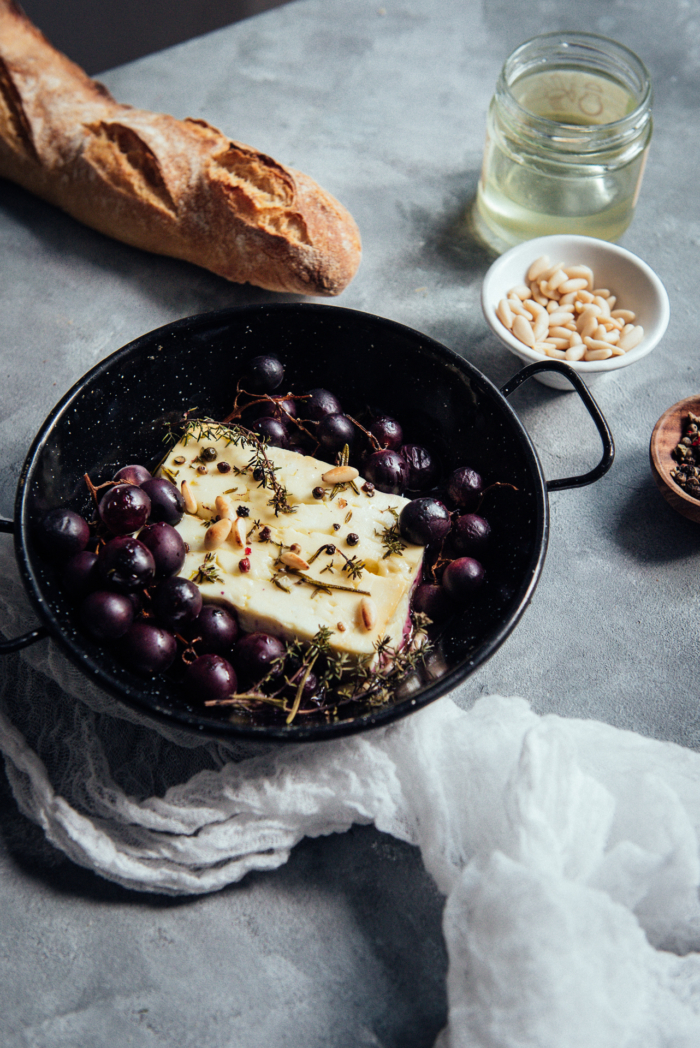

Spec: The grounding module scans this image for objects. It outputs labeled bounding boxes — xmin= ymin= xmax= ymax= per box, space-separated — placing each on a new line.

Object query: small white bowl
xmin=481 ymin=234 xmax=670 ymax=390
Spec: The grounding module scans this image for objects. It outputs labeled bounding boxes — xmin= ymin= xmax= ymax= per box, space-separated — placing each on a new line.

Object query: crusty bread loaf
xmin=0 ymin=0 xmax=361 ymax=295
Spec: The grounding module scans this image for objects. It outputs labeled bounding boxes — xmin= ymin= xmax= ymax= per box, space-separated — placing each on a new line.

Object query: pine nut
xmin=508 ymin=298 xmax=532 ymax=319
xmin=568 ymin=332 xmax=583 ymax=346
xmin=559 ymin=291 xmax=577 ymax=305
xmin=527 ymin=255 xmax=551 ymax=282
xmin=580 ymin=315 xmax=600 ymax=339
xmin=545 ymin=337 xmax=570 ymax=349
xmin=280 ymin=550 xmax=311 ymax=570
xmin=607 ymin=296 xmax=616 ymax=310
xmin=547 ymin=269 xmax=568 ymax=292
xmin=533 ymin=313 xmax=550 ymax=341
xmin=563 ymin=265 xmax=593 ymax=286
xmin=530 ymin=283 xmax=549 ymax=306
xmin=322 ymin=465 xmax=360 ymax=485
xmin=584 ymin=348 xmax=613 ymax=361
xmin=604 ymin=328 xmax=620 ymax=344
xmin=544 ymin=346 xmax=567 ymax=359
xmin=550 ymin=325 xmax=575 ymax=339
xmin=540 ymin=261 xmax=564 ymax=281
xmin=617 ymin=325 xmax=644 ymax=351
xmin=496 ymin=299 xmax=514 ymax=330
xmin=610 ymin=345 xmax=626 ymax=356
xmin=360 ymin=596 xmax=378 ymax=631
xmin=544 ymin=311 xmax=573 ymax=326
xmin=231 ymin=517 xmax=248 ymax=547
xmin=583 ymin=337 xmax=618 ymax=352
xmin=594 ymin=296 xmax=611 ymax=317
xmin=565 ymin=344 xmax=586 ymax=361
xmin=181 ymin=480 xmax=197 ymax=514
xmin=508 ymin=284 xmax=531 ymax=300
xmin=532 ymin=341 xmax=553 ymax=353
xmin=204 ymin=518 xmax=232 ymax=550
xmin=611 ymin=309 xmax=635 ymax=322
xmin=558 ymin=277 xmax=589 ymax=294
xmin=512 ymin=315 xmax=535 ymax=347
xmin=594 ymin=324 xmax=609 ymax=341
xmin=576 ymin=289 xmax=595 ymax=303
xmin=592 ymin=288 xmax=610 ymax=298
xmin=524 ymin=299 xmax=546 ymax=318
xmin=215 ymin=494 xmax=234 ymax=519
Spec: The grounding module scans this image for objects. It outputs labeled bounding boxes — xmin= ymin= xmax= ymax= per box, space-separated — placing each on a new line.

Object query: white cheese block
xmin=159 ymin=424 xmax=424 ymax=659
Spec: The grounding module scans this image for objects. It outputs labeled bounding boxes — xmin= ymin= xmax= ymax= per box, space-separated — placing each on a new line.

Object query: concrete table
xmin=1 ymin=0 xmax=697 ymax=1044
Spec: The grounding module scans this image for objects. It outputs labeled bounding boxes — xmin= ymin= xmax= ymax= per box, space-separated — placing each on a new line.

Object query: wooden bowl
xmin=650 ymin=396 xmax=700 ymax=522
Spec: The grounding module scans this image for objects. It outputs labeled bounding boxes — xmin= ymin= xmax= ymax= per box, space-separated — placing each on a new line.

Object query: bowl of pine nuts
xmin=481 ymin=234 xmax=670 ymax=390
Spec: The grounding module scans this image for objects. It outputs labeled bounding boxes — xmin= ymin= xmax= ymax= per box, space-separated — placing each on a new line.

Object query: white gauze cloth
xmin=2 ymin=534 xmax=700 ymax=1047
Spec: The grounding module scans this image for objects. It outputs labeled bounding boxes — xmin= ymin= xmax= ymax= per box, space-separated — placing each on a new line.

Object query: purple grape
xmin=119 ymin=622 xmax=177 ymax=675
xmin=184 ymin=654 xmax=237 ymax=702
xmin=283 ymin=666 xmax=319 ymax=702
xmin=113 ymin=464 xmax=151 ymax=486
xmin=187 ymin=604 xmax=239 ymax=654
xmin=453 ymin=514 xmax=491 ymax=556
xmin=38 ymin=508 xmax=90 ymax=560
xmin=317 ymin=413 xmax=356 ymax=453
xmin=79 ymin=590 xmax=134 ymax=641
xmin=401 ymin=445 xmax=437 ymax=491
xmin=252 ymin=416 xmax=289 ymax=448
xmin=442 ymin=557 xmax=485 ymax=600
xmin=446 ymin=467 xmax=483 ymax=511
xmin=369 ymin=415 xmax=403 ymax=450
xmin=256 ymin=397 xmax=297 ymax=421
xmin=243 ymin=354 xmax=284 ymax=393
xmin=99 ymin=483 xmax=151 ymax=535
xmin=140 ymin=478 xmax=185 ymax=526
xmin=97 ymin=536 xmax=155 ymax=592
xmin=306 ymin=388 xmax=342 ymax=420
xmin=62 ymin=550 xmax=99 ymax=599
xmin=364 ymin=450 xmax=409 ymax=494
xmin=399 ymin=498 xmax=451 ymax=546
xmin=412 ymin=583 xmax=453 ymax=622
xmin=138 ymin=522 xmax=186 ymax=578
xmin=152 ymin=577 xmax=203 ymax=630
xmin=233 ymin=632 xmax=286 ymax=683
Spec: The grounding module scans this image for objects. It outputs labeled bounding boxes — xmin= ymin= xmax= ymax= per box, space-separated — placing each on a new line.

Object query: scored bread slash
xmin=321 ymin=466 xmax=359 ymax=485
xmin=204 ymin=518 xmax=232 ymax=549
xmin=360 ymin=596 xmax=378 ymax=631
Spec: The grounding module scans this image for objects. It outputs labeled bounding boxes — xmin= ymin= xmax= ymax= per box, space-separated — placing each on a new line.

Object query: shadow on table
xmin=611 ymin=465 xmax=700 ymax=565
xmin=1 ymin=180 xmax=304 ymax=320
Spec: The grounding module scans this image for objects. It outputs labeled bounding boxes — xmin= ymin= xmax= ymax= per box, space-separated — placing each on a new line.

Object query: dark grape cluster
xmin=37 ymin=349 xmax=504 ymax=713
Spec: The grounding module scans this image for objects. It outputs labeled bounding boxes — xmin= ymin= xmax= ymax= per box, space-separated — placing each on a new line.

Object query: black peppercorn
xmin=259 ymin=526 xmax=272 ymax=542
xmin=332 ymin=523 xmax=341 ymax=531
xmin=346 ymin=533 xmax=359 ymax=546
xmin=312 ymin=486 xmax=325 ymax=500
xmin=236 ymin=505 xmax=250 ymax=517
xmin=253 ymin=467 xmax=265 ymax=482
xmin=362 ymin=481 xmax=375 ymax=497
xmin=324 ymin=544 xmax=336 ymax=555
xmin=217 ymin=461 xmax=231 ymax=474
xmin=201 ymin=447 xmax=217 ymax=462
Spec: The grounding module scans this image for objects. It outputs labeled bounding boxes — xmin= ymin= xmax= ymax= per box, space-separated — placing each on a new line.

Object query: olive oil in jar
xmin=473 ymin=34 xmax=652 ymax=251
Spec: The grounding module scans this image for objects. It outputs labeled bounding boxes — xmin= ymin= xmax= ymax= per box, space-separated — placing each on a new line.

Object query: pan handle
xmin=500 ymin=360 xmax=614 ymax=491
xmin=0 ymin=514 xmax=49 ymax=652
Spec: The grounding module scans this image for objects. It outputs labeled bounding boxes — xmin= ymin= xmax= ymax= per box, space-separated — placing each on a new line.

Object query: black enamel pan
xmin=0 ymin=304 xmax=613 ymax=741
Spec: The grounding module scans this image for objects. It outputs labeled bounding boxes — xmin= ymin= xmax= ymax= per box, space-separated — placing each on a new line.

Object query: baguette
xmin=0 ymin=0 xmax=361 ymax=295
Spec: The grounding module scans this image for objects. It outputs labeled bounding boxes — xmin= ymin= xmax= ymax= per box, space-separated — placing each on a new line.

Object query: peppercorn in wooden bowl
xmin=650 ymin=396 xmax=700 ymax=523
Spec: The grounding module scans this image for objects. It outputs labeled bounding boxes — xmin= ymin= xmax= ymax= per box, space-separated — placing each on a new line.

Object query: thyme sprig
xmin=190 ymin=552 xmax=222 ymax=584
xmin=164 ymin=417 xmax=296 ymax=516
xmin=375 ymin=507 xmax=406 ymax=559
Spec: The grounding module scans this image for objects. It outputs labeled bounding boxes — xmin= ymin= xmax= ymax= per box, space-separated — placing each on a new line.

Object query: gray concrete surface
xmin=1 ymin=0 xmax=699 ymax=1043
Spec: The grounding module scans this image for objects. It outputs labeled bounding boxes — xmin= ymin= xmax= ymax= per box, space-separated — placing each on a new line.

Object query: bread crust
xmin=0 ymin=0 xmax=361 ymax=295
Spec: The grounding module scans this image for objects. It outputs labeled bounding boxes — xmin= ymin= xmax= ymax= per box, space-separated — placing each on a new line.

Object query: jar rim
xmin=497 ymin=31 xmax=652 ymax=148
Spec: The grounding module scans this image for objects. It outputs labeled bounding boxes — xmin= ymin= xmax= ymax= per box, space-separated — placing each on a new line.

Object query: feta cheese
xmin=159 ymin=424 xmax=423 ymax=659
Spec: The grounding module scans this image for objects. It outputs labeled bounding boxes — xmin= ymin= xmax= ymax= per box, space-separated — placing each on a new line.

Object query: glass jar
xmin=472 ymin=32 xmax=652 ymax=251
